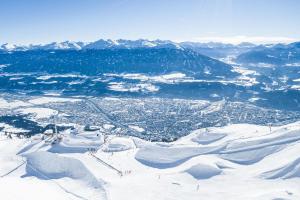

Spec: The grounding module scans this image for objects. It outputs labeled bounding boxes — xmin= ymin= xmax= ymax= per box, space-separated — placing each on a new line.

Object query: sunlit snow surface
xmin=1 ymin=122 xmax=300 ymax=200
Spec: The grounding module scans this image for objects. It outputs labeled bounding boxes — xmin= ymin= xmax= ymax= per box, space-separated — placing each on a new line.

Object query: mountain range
xmin=0 ymin=39 xmax=259 ymax=53
xmin=0 ymin=39 xmax=181 ymax=51
xmin=0 ymin=48 xmax=236 ymax=78
xmin=236 ymin=42 xmax=300 ymax=66
xmin=2 ymin=39 xmax=299 ymax=62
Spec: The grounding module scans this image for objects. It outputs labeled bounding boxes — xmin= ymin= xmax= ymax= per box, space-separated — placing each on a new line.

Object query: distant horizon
xmin=1 ymin=36 xmax=299 ymax=46
xmin=1 ymin=0 xmax=300 ymax=45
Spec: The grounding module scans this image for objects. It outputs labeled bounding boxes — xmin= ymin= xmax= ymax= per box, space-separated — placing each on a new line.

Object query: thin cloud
xmin=193 ymin=36 xmax=298 ymax=44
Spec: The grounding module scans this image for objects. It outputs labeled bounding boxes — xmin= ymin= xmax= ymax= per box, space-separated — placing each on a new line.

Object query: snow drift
xmin=261 ymin=157 xmax=300 ymax=179
xmin=135 ymin=144 xmax=224 ymax=168
xmin=184 ymin=163 xmax=222 ymax=179
xmin=24 ymin=151 xmax=107 ymax=200
xmin=191 ymin=131 xmax=227 ymax=145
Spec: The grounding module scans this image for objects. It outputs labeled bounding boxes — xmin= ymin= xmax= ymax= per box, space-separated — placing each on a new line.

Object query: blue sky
xmin=1 ymin=0 xmax=300 ymax=44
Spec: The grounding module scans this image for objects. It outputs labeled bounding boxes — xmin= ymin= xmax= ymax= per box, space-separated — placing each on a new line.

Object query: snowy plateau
xmin=1 ymin=118 xmax=300 ymax=199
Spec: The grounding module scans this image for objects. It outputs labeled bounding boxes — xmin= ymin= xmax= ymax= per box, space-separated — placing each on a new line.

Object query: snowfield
xmin=25 ymin=151 xmax=107 ymax=200
xmin=1 ymin=122 xmax=300 ymax=199
xmin=28 ymin=97 xmax=81 ymax=105
xmin=17 ymin=107 xmax=59 ymax=119
xmin=0 ymin=98 xmax=31 ymax=109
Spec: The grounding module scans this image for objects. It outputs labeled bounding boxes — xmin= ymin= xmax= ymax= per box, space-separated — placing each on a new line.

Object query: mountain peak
xmin=1 ymin=39 xmax=299 ymax=52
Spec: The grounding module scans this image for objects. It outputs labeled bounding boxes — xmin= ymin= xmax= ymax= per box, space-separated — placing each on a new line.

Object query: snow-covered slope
xmin=24 ymin=151 xmax=107 ymax=200
xmin=0 ymin=41 xmax=85 ymax=51
xmin=32 ymin=41 xmax=85 ymax=50
xmin=84 ymin=39 xmax=181 ymax=49
xmin=236 ymin=42 xmax=300 ymax=65
xmin=0 ymin=43 xmax=29 ymax=51
xmin=1 ymin=121 xmax=300 ymax=199
xmin=0 ymin=39 xmax=180 ymax=51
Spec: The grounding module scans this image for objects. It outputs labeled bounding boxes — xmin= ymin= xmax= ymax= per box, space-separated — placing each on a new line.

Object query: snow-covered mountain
xmin=0 ymin=39 xmax=182 ymax=51
xmin=32 ymin=41 xmax=86 ymax=50
xmin=236 ymin=42 xmax=300 ymax=65
xmin=179 ymin=41 xmax=258 ymax=58
xmin=0 ymin=48 xmax=236 ymax=78
xmin=0 ymin=43 xmax=29 ymax=51
xmin=0 ymin=41 xmax=86 ymax=51
xmin=3 ymin=39 xmax=300 ymax=61
xmin=0 ymin=39 xmax=257 ymax=52
xmin=84 ymin=39 xmax=182 ymax=49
